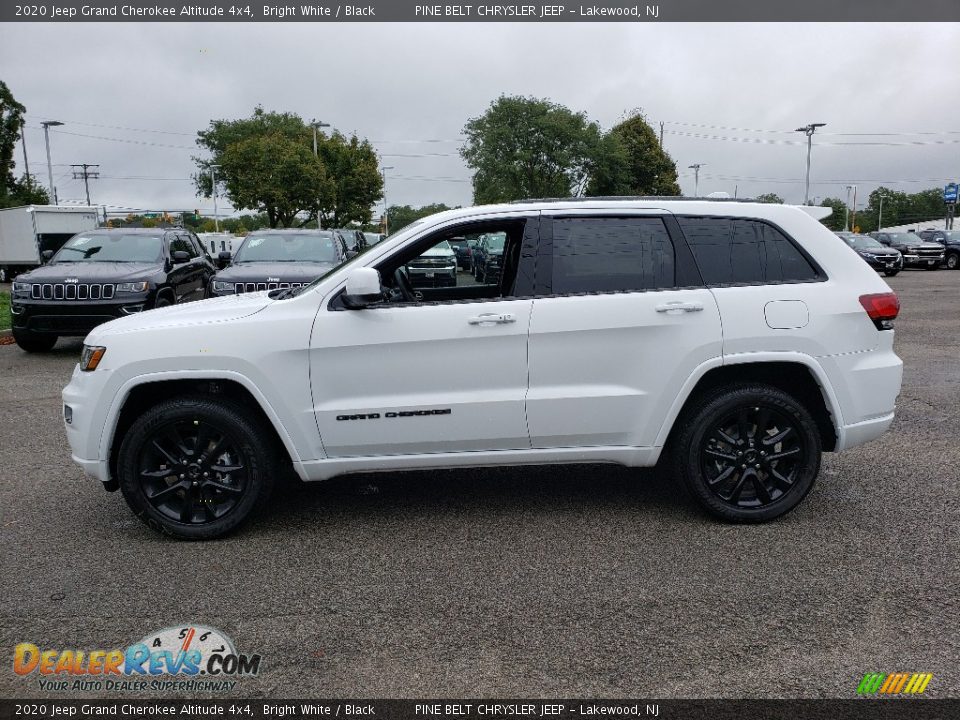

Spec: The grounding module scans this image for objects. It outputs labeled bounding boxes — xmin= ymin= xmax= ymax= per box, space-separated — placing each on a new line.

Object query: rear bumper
xmin=838 ymin=413 xmax=895 ymax=451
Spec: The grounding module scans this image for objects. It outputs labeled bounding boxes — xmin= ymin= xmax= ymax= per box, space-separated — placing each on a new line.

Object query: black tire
xmin=672 ymin=384 xmax=821 ymax=523
xmin=117 ymin=395 xmax=277 ymax=540
xmin=154 ymin=295 xmax=173 ymax=308
xmin=13 ymin=330 xmax=58 ymax=353
xmin=884 ymin=270 xmax=900 ymax=277
xmin=946 ymin=252 xmax=959 ymax=270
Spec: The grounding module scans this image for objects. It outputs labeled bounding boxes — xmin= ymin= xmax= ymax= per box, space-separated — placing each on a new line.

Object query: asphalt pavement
xmin=1 ymin=270 xmax=957 ymax=700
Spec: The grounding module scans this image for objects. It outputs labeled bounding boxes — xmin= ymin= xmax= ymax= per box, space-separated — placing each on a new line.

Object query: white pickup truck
xmin=62 ymin=199 xmax=903 ymax=539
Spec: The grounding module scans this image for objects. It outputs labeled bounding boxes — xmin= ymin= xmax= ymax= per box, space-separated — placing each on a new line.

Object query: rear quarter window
xmin=676 ymin=217 xmax=820 ymax=285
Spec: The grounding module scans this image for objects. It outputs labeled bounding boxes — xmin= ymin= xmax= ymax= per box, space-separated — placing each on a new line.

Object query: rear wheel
xmin=117 ymin=395 xmax=277 ymax=539
xmin=13 ymin=330 xmax=58 ymax=353
xmin=672 ymin=384 xmax=821 ymax=522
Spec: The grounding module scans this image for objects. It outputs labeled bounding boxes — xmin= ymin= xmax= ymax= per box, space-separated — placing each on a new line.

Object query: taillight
xmin=859 ymin=292 xmax=900 ymax=330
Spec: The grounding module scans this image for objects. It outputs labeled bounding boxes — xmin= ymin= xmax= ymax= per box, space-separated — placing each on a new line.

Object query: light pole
xmin=877 ymin=192 xmax=885 ymax=232
xmin=381 ymin=165 xmax=394 ymax=235
xmin=310 ymin=120 xmax=331 ymax=227
xmin=844 ymin=185 xmax=858 ymax=232
xmin=795 ymin=123 xmax=826 ymax=205
xmin=688 ymin=163 xmax=704 ymax=197
xmin=210 ymin=164 xmax=220 ymax=233
xmin=41 ymin=120 xmax=64 ymax=204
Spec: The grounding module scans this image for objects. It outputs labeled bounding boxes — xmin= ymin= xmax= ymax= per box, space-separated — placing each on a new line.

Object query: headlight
xmin=116 ymin=281 xmax=149 ymax=293
xmin=80 ymin=345 xmax=106 ymax=372
xmin=12 ymin=281 xmax=32 ymax=297
xmin=212 ymin=281 xmax=235 ymax=292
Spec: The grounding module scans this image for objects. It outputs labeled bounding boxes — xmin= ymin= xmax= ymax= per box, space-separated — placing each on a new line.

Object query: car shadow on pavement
xmin=265 ymin=461 xmax=696 ymax=526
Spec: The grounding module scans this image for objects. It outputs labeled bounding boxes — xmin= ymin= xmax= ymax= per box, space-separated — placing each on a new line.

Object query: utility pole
xmin=210 ymin=164 xmax=220 ymax=233
xmin=877 ymin=192 xmax=885 ymax=232
xmin=381 ymin=162 xmax=394 ymax=235
xmin=41 ymin=120 xmax=64 ymax=204
xmin=688 ymin=163 xmax=704 ymax=197
xmin=795 ymin=123 xmax=826 ymax=205
xmin=310 ymin=119 xmax=331 ymax=227
xmin=844 ymin=185 xmax=852 ymax=231
xmin=20 ymin=119 xmax=31 ymax=185
xmin=659 ymin=121 xmax=664 ymax=148
xmin=71 ymin=164 xmax=100 ymax=206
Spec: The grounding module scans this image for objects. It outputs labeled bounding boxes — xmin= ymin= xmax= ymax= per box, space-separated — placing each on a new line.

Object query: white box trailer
xmin=0 ymin=205 xmax=99 ymax=281
xmin=197 ymin=232 xmax=243 ymax=257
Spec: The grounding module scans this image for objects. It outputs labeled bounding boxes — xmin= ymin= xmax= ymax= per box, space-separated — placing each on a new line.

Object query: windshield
xmin=844 ymin=235 xmax=885 ymax=250
xmin=233 ymin=232 xmax=339 ymax=263
xmin=889 ymin=233 xmax=922 ymax=244
xmin=485 ymin=233 xmax=506 ymax=251
xmin=53 ymin=233 xmax=163 ymax=263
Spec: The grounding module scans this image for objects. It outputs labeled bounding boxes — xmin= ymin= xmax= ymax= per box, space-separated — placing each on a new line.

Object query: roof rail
xmin=507 ymin=195 xmax=762 ymax=204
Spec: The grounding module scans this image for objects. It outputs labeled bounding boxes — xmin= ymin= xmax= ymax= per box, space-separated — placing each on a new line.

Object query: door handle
xmin=655 ymin=301 xmax=704 ymax=314
xmin=467 ymin=313 xmax=516 ymax=325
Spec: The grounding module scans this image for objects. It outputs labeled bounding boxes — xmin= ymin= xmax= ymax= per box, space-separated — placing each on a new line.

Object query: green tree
xmin=0 ymin=80 xmax=50 ymax=208
xmin=819 ymin=198 xmax=847 ymax=231
xmin=755 ymin=193 xmax=784 ymax=204
xmin=317 ymin=132 xmax=383 ymax=228
xmin=386 ymin=203 xmax=454 ymax=234
xmin=587 ymin=112 xmax=681 ymax=196
xmin=461 ymin=95 xmax=606 ymax=203
xmin=194 ymin=107 xmax=381 ymax=228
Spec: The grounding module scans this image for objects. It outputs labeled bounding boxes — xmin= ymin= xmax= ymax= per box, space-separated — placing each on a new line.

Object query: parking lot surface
xmin=1 ymin=270 xmax=957 ymax=699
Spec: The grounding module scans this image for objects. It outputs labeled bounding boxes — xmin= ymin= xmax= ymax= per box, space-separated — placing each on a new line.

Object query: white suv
xmin=62 ymin=199 xmax=903 ymax=539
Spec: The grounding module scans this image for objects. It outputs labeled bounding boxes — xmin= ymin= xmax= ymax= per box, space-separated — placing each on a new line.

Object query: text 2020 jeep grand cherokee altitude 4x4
xmin=62 ymin=199 xmax=903 ymax=539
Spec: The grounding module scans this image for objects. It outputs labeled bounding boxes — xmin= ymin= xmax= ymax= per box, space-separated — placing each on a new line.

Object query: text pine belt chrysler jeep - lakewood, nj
xmin=61 ymin=199 xmax=904 ymax=539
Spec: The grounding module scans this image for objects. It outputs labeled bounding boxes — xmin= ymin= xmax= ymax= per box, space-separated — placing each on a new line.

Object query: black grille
xmin=32 ymin=283 xmax=115 ymax=301
xmin=235 ymin=282 xmax=303 ymax=294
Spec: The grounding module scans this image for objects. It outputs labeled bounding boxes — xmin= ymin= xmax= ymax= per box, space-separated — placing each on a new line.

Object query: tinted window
xmin=677 ymin=217 xmax=818 ymax=284
xmin=169 ymin=235 xmax=196 ymax=258
xmin=551 ymin=217 xmax=675 ymax=294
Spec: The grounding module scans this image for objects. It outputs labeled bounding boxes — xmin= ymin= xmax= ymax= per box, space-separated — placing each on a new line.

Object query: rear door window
xmin=676 ymin=217 xmax=819 ymax=285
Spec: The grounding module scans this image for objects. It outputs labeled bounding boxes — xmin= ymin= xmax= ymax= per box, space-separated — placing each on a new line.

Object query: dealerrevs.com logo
xmin=857 ymin=672 xmax=933 ymax=696
xmin=13 ymin=625 xmax=262 ymax=693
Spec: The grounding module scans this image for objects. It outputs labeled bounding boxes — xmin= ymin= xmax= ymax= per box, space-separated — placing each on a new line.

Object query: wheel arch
xmin=104 ymin=373 xmax=305 ymax=490
xmin=656 ymin=356 xmax=841 ymax=456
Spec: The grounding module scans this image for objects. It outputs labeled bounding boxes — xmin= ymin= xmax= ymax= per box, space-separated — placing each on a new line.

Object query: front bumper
xmin=901 ymin=254 xmax=944 ymax=268
xmin=407 ymin=265 xmax=457 ymax=288
xmin=863 ymin=255 xmax=903 ymax=271
xmin=11 ymin=297 xmax=150 ymax=336
xmin=62 ymin=363 xmax=113 ymax=485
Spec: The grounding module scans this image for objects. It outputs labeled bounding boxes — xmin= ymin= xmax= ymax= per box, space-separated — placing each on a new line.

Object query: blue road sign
xmin=945 ymin=183 xmax=958 ymax=203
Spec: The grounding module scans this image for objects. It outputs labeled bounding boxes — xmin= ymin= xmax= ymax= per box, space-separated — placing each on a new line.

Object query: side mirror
xmin=346 ymin=250 xmax=359 ymax=259
xmin=217 ymin=251 xmax=232 ymax=268
xmin=172 ymin=250 xmax=190 ymax=264
xmin=41 ymin=250 xmax=54 ymax=262
xmin=342 ymin=267 xmax=383 ymax=309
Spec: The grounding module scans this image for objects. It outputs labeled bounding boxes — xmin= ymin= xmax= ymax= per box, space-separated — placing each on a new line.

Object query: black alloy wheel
xmin=118 ymin=396 xmax=276 ymax=539
xmin=700 ymin=404 xmax=805 ymax=509
xmin=673 ymin=384 xmax=821 ymax=522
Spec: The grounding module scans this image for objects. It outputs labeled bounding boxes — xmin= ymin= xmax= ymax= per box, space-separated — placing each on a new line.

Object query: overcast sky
xmin=1 ymin=22 xmax=958 ymax=216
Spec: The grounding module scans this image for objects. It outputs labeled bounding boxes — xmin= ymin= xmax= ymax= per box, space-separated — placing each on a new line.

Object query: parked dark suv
xmin=209 ymin=230 xmax=348 ymax=296
xmin=835 ymin=232 xmax=903 ymax=276
xmin=471 ymin=232 xmax=506 ymax=283
xmin=10 ymin=228 xmax=215 ymax=352
xmin=917 ymin=229 xmax=960 ymax=269
xmin=871 ymin=231 xmax=944 ymax=270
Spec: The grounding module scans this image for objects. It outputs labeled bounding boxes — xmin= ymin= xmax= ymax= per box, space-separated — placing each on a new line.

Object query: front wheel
xmin=884 ymin=270 xmax=900 ymax=277
xmin=672 ymin=384 xmax=821 ymax=522
xmin=117 ymin=396 xmax=277 ymax=539
xmin=13 ymin=330 xmax=58 ymax=353
xmin=946 ymin=252 xmax=959 ymax=270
